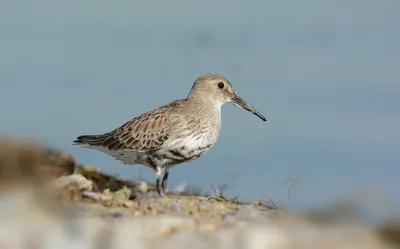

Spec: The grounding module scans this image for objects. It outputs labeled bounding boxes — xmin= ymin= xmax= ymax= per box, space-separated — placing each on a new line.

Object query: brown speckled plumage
xmin=73 ymin=74 xmax=266 ymax=196
xmin=78 ymin=101 xmax=182 ymax=152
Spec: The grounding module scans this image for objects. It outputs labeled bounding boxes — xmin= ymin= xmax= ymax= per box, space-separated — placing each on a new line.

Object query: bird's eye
xmin=217 ymin=82 xmax=224 ymax=89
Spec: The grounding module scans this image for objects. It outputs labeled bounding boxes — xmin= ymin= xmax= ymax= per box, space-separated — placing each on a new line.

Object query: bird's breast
xmin=155 ymin=125 xmax=220 ymax=166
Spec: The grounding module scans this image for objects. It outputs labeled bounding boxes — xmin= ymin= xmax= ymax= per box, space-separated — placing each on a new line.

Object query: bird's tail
xmin=73 ymin=133 xmax=112 ymax=147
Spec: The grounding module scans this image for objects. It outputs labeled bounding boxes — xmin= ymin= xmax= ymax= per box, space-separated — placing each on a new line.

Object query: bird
xmin=73 ymin=74 xmax=266 ymax=197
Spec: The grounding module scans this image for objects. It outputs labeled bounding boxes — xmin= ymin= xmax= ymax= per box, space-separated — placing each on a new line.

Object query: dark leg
xmin=161 ymin=168 xmax=170 ymax=193
xmin=155 ymin=166 xmax=165 ymax=197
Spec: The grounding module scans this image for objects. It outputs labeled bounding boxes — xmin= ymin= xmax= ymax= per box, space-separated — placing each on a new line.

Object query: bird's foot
xmin=157 ymin=187 xmax=167 ymax=197
xmin=156 ymin=180 xmax=167 ymax=197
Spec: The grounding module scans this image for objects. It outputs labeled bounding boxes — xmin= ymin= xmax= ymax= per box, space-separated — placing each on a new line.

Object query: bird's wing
xmin=76 ymin=100 xmax=184 ymax=152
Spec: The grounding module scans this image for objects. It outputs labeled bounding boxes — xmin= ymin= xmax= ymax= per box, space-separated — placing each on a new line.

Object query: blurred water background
xmin=1 ymin=0 xmax=399 ymax=222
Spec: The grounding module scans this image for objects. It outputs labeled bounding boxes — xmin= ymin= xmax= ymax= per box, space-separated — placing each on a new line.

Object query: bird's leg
xmin=155 ymin=166 xmax=165 ymax=197
xmin=161 ymin=168 xmax=170 ymax=193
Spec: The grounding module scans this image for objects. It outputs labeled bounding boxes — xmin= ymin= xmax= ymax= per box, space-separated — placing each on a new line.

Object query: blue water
xmin=1 ymin=0 xmax=399 ymax=220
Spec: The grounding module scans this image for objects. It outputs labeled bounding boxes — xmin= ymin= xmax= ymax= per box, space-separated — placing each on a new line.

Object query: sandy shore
xmin=0 ymin=137 xmax=398 ymax=249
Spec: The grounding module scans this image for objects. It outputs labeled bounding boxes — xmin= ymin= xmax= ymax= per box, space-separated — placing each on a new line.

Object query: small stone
xmin=102 ymin=189 xmax=111 ymax=195
xmin=100 ymin=189 xmax=113 ymax=203
xmin=169 ymin=203 xmax=183 ymax=212
xmin=82 ymin=191 xmax=101 ymax=200
xmin=135 ymin=181 xmax=148 ymax=193
xmin=114 ymin=186 xmax=132 ymax=203
xmin=100 ymin=194 xmax=113 ymax=203
xmin=123 ymin=200 xmax=136 ymax=208
xmin=52 ymin=174 xmax=93 ymax=191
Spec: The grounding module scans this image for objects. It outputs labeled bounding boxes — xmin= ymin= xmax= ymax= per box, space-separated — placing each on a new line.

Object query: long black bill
xmin=232 ymin=94 xmax=266 ymax=121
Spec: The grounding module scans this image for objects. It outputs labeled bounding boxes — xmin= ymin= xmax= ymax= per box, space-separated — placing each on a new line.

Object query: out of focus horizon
xmin=1 ymin=0 xmax=399 ymax=221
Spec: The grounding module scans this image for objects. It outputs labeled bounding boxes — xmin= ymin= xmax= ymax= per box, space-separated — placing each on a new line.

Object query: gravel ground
xmin=0 ymin=137 xmax=399 ymax=249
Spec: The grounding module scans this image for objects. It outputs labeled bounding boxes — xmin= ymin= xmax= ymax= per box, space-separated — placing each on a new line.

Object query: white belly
xmin=155 ymin=129 xmax=218 ymax=166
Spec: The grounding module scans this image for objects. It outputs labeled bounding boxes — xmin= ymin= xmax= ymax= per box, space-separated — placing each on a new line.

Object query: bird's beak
xmin=231 ymin=94 xmax=266 ymax=121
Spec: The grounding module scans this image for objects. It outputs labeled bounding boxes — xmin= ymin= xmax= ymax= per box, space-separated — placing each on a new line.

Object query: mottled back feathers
xmin=74 ymin=100 xmax=186 ymax=152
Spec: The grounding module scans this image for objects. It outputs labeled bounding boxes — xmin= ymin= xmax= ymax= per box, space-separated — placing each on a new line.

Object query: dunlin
xmin=73 ymin=74 xmax=266 ymax=196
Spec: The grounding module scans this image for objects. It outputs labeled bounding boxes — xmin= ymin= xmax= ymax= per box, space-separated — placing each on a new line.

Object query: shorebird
xmin=73 ymin=74 xmax=266 ymax=196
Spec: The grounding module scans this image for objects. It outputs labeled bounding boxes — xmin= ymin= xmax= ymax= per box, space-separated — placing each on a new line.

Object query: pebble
xmin=52 ymin=174 xmax=93 ymax=191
